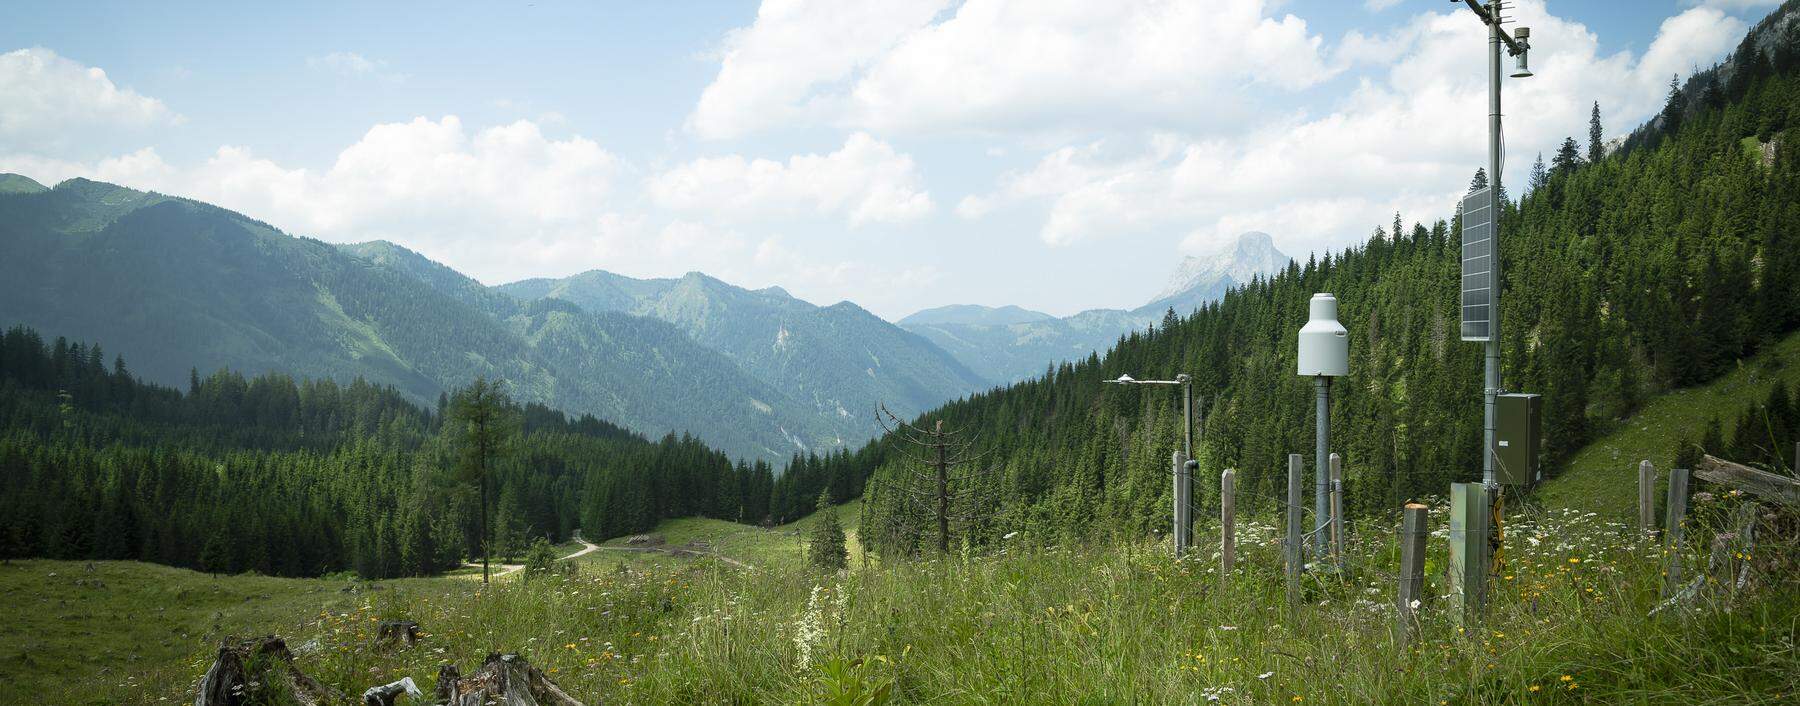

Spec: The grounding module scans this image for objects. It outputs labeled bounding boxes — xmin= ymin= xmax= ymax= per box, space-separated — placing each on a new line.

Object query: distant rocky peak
xmin=1154 ymin=231 xmax=1287 ymax=302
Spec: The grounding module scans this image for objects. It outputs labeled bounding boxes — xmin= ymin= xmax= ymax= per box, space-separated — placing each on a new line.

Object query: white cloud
xmin=689 ymin=0 xmax=951 ymax=139
xmin=646 ymin=132 xmax=933 ymax=226
xmin=965 ymin=1 xmax=1748 ymax=256
xmin=307 ymin=52 xmax=407 ymax=82
xmin=954 ymin=194 xmax=993 ymax=219
xmin=0 ymin=48 xmax=179 ymax=148
xmin=690 ymin=0 xmax=1336 ymax=139
xmin=1364 ymin=0 xmax=1403 ymax=11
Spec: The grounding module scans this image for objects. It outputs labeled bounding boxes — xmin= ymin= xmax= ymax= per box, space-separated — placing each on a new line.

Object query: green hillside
xmin=0 ymin=173 xmax=46 ymax=195
xmin=1539 ymin=328 xmax=1800 ymax=517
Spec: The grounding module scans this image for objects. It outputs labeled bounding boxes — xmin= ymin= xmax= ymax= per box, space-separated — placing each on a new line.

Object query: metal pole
xmin=1182 ymin=377 xmax=1193 ymax=460
xmin=1172 ymin=450 xmax=1189 ymax=557
xmin=1175 ymin=377 xmax=1194 ymax=557
xmin=1482 ymin=2 xmax=1503 ymax=488
xmin=1315 ymin=376 xmax=1330 ymax=561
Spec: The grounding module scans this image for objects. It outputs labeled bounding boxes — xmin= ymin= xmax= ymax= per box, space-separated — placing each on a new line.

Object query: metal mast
xmin=1456 ymin=0 xmax=1530 ymax=485
xmin=1483 ymin=1 xmax=1503 ymax=487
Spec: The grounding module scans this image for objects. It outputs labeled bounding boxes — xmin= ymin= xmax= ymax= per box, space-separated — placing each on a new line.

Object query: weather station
xmin=1450 ymin=0 xmax=1542 ymax=620
xmin=1297 ymin=293 xmax=1348 ymax=563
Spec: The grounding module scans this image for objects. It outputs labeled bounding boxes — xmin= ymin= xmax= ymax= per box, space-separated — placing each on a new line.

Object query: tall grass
xmin=268 ymin=498 xmax=1798 ymax=704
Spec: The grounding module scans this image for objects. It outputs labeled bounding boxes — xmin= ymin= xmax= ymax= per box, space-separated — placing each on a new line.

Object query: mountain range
xmin=495 ymin=269 xmax=989 ymax=429
xmin=898 ymin=232 xmax=1289 ymax=383
xmin=0 ymin=175 xmax=1282 ymax=461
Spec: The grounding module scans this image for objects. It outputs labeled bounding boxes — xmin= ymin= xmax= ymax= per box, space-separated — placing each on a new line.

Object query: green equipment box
xmin=1494 ymin=393 xmax=1542 ymax=485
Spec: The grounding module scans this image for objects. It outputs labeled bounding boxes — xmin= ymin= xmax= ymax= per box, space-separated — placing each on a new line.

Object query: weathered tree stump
xmin=362 ymin=677 xmax=423 ymax=706
xmin=435 ymin=653 xmax=585 ymax=706
xmin=375 ymin=620 xmax=422 ymax=648
xmin=194 ymin=636 xmax=339 ymax=706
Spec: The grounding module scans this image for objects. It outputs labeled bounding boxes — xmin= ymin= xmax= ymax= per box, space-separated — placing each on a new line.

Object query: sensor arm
xmin=1460 ymin=0 xmax=1527 ymax=56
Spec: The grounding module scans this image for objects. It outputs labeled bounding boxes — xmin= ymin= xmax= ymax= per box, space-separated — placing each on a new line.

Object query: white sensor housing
xmin=1297 ymin=293 xmax=1349 ymax=377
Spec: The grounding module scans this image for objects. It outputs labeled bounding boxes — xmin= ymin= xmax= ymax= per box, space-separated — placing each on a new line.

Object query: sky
xmin=0 ymin=0 xmax=1780 ymax=320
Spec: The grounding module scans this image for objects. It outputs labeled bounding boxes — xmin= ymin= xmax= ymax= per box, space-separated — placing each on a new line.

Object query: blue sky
xmin=0 ymin=0 xmax=1778 ymax=318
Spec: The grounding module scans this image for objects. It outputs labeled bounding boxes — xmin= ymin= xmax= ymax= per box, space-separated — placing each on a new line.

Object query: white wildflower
xmin=792 ymin=584 xmax=827 ymax=670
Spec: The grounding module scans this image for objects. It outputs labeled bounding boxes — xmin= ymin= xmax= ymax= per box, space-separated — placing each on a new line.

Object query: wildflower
xmin=1560 ymin=675 xmax=1573 ymax=682
xmin=792 ymin=584 xmax=828 ymax=670
xmin=1530 ymin=685 xmax=1541 ymax=692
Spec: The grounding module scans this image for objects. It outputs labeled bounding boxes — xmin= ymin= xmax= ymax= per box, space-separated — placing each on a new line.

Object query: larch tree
xmin=451 ymin=377 xmax=514 ymax=583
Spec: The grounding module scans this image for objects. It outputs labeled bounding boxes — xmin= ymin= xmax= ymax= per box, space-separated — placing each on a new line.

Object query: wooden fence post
xmin=1638 ymin=460 xmax=1656 ymax=536
xmin=1287 ymin=454 xmax=1303 ymax=609
xmin=1396 ymin=503 xmax=1428 ymax=643
xmin=1663 ymin=468 xmax=1691 ymax=597
xmin=1220 ymin=468 xmax=1236 ymax=585
xmin=1329 ymin=453 xmax=1345 ymax=565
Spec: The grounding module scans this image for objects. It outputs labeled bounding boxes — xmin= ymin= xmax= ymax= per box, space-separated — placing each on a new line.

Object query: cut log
xmin=194 ymin=636 xmax=339 ymax=706
xmin=1696 ymin=455 xmax=1800 ymax=509
xmin=436 ymin=653 xmax=585 ymax=706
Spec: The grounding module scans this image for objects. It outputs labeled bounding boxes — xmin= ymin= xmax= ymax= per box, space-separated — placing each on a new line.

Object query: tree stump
xmin=194 ymin=636 xmax=339 ymax=706
xmin=375 ymin=620 xmax=422 ymax=648
xmin=435 ymin=653 xmax=584 ymax=706
xmin=362 ymin=677 xmax=422 ymax=706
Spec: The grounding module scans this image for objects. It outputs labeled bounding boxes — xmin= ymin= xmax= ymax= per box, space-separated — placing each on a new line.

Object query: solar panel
xmin=1460 ymin=186 xmax=1493 ymax=342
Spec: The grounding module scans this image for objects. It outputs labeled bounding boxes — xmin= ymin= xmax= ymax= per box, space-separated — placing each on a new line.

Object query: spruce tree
xmin=1661 ymin=75 xmax=1686 ymax=135
xmin=1587 ymin=102 xmax=1604 ymax=163
xmin=807 ymin=489 xmax=847 ymax=571
xmin=1552 ymin=136 xmax=1583 ymax=177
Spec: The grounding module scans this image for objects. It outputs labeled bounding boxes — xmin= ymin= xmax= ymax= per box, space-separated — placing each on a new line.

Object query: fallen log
xmin=194 ymin=636 xmax=339 ymax=706
xmin=1697 ymin=455 xmax=1800 ymax=509
xmin=436 ymin=653 xmax=584 ymax=706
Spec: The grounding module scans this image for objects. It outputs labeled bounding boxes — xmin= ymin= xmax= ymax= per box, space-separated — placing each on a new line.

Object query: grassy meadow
xmin=3 ymin=494 xmax=1795 ymax=704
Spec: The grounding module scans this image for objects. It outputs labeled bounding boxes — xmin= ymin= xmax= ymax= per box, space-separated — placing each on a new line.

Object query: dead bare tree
xmin=874 ymin=404 xmax=997 ymax=555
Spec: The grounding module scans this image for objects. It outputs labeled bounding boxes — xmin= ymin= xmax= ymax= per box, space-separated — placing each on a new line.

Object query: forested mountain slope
xmin=497 ymin=268 xmax=988 ymax=427
xmin=0 ymin=324 xmax=842 ymax=577
xmin=0 ymin=186 xmax=846 ymax=462
xmin=862 ymin=10 xmax=1800 ymax=552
